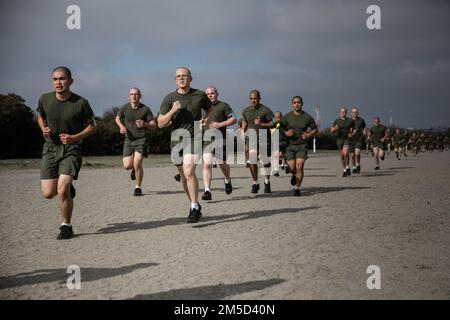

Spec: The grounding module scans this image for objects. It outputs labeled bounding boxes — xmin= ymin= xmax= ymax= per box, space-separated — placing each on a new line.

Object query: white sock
xmin=352 ymin=166 xmax=356 ymax=170
xmin=264 ymin=178 xmax=270 ymax=184
xmin=224 ymin=179 xmax=231 ymax=184
xmin=253 ymin=181 xmax=259 ymax=185
xmin=205 ymin=187 xmax=211 ymax=192
xmin=191 ymin=202 xmax=199 ymax=210
xmin=62 ymin=223 xmax=72 ymax=227
xmin=294 ymin=185 xmax=301 ymax=190
xmin=343 ymin=169 xmax=347 ymax=172
xmin=135 ymin=185 xmax=141 ymax=189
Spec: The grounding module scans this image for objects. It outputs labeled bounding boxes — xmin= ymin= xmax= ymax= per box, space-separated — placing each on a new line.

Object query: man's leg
xmin=41 ymin=179 xmax=58 ymax=199
xmin=133 ymin=152 xmax=144 ymax=187
xmin=57 ymin=174 xmax=74 ymax=224
xmin=176 ymin=165 xmax=191 ymax=202
xmin=202 ymin=153 xmax=213 ymax=200
xmin=295 ymin=158 xmax=306 ymax=187
xmin=183 ymin=154 xmax=199 ymax=204
xmin=373 ymin=146 xmax=380 ymax=168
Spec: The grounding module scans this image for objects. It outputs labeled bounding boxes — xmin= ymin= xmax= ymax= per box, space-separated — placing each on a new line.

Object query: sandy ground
xmin=0 ymin=151 xmax=449 ymax=300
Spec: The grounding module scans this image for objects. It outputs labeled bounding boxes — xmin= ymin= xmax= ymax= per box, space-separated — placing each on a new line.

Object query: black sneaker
xmin=225 ymin=181 xmax=232 ymax=195
xmin=342 ymin=171 xmax=348 ymax=177
xmin=272 ymin=170 xmax=280 ymax=177
xmin=356 ymin=165 xmax=361 ymax=173
xmin=293 ymin=188 xmax=301 ymax=197
xmin=70 ymin=184 xmax=76 ymax=199
xmin=187 ymin=205 xmax=202 ymax=223
xmin=130 ymin=169 xmax=136 ymax=180
xmin=285 ymin=166 xmax=290 ymax=174
xmin=374 ymin=166 xmax=380 ymax=170
xmin=212 ymin=163 xmax=217 ymax=168
xmin=381 ymin=155 xmax=385 ymax=161
xmin=264 ymin=181 xmax=271 ymax=193
xmin=290 ymin=174 xmax=297 ymax=186
xmin=352 ymin=167 xmax=357 ymax=174
xmin=346 ymin=168 xmax=351 ymax=176
xmin=57 ymin=225 xmax=74 ymax=240
xmin=246 ymin=162 xmax=250 ymax=168
xmin=202 ymin=190 xmax=212 ymax=201
xmin=174 ymin=173 xmax=181 ymax=182
xmin=251 ymin=184 xmax=260 ymax=194
xmin=133 ymin=187 xmax=142 ymax=196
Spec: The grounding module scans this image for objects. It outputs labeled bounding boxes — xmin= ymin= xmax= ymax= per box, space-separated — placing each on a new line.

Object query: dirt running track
xmin=1 ymin=152 xmax=449 ymax=299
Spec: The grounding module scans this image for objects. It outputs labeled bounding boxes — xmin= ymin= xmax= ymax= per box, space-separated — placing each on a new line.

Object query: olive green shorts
xmin=337 ymin=138 xmax=351 ymax=150
xmin=286 ymin=144 xmax=308 ymax=161
xmin=123 ymin=138 xmax=149 ymax=158
xmin=373 ymin=141 xmax=386 ymax=150
xmin=350 ymin=139 xmax=364 ymax=151
xmin=40 ymin=142 xmax=82 ymax=180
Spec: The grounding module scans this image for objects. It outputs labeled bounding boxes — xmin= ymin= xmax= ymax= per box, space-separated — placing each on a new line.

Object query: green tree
xmin=0 ymin=93 xmax=42 ymax=158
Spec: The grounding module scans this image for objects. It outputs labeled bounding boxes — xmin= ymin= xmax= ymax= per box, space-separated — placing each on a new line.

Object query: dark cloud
xmin=1 ymin=0 xmax=449 ymax=128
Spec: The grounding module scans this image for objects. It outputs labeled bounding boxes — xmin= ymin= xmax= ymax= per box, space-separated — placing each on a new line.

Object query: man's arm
xmin=115 ymin=115 xmax=127 ymax=134
xmin=59 ymin=123 xmax=96 ymax=144
xmin=158 ymin=101 xmax=181 ymax=128
xmin=37 ymin=114 xmax=52 ymax=139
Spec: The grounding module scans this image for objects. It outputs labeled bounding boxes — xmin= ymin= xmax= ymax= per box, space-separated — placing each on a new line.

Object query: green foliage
xmin=0 ymin=93 xmax=43 ymax=158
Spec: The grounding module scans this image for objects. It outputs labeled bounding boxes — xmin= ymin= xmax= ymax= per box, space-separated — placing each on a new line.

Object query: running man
xmin=241 ymin=90 xmax=275 ymax=193
xmin=271 ymin=111 xmax=288 ymax=176
xmin=370 ymin=117 xmax=388 ymax=170
xmin=280 ymin=96 xmax=318 ymax=196
xmin=237 ymin=117 xmax=250 ymax=168
xmin=201 ymin=86 xmax=237 ymax=201
xmin=115 ymin=88 xmax=155 ymax=196
xmin=330 ymin=107 xmax=354 ymax=177
xmin=349 ymin=107 xmax=366 ymax=174
xmin=37 ymin=66 xmax=96 ymax=239
xmin=158 ymin=67 xmax=211 ymax=223
xmin=392 ymin=128 xmax=405 ymax=160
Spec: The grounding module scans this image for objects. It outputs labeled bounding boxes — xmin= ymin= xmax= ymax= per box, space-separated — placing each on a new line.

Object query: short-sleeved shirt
xmin=370 ymin=124 xmax=387 ymax=143
xmin=242 ymin=104 xmax=274 ymax=141
xmin=281 ymin=110 xmax=317 ymax=145
xmin=332 ymin=117 xmax=354 ymax=140
xmin=351 ymin=117 xmax=366 ymax=141
xmin=37 ymin=92 xmax=95 ymax=145
xmin=205 ymin=101 xmax=235 ymax=139
xmin=118 ymin=102 xmax=154 ymax=140
xmin=159 ymin=88 xmax=211 ymax=137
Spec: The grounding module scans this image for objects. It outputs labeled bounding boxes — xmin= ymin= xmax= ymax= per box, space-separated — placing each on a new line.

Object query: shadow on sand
xmin=131 ymin=278 xmax=285 ymax=300
xmin=93 ymin=206 xmax=320 ymax=235
xmin=0 ymin=262 xmax=158 ymax=289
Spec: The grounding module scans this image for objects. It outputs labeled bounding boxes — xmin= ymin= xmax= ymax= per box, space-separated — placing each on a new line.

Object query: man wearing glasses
xmin=158 ymin=67 xmax=211 ymax=223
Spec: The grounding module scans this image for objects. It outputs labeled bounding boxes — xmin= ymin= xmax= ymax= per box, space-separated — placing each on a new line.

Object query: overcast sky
xmin=1 ymin=0 xmax=449 ymax=129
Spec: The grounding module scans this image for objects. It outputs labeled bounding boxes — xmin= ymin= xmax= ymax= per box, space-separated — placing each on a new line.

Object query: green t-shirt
xmin=118 ymin=102 xmax=154 ymax=140
xmin=37 ymin=92 xmax=95 ymax=145
xmin=281 ymin=110 xmax=317 ymax=145
xmin=242 ymin=104 xmax=274 ymax=141
xmin=370 ymin=124 xmax=387 ymax=143
xmin=332 ymin=117 xmax=354 ymax=140
xmin=351 ymin=117 xmax=366 ymax=141
xmin=205 ymin=101 xmax=235 ymax=138
xmin=159 ymin=88 xmax=211 ymax=137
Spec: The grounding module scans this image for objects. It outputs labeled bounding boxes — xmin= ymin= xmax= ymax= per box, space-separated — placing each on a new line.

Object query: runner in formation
xmin=280 ymin=96 xmax=318 ymax=196
xmin=241 ymin=90 xmax=275 ymax=193
xmin=37 ymin=66 xmax=96 ymax=239
xmin=349 ymin=107 xmax=366 ymax=174
xmin=200 ymin=86 xmax=237 ymax=201
xmin=115 ymin=88 xmax=155 ymax=196
xmin=370 ymin=117 xmax=388 ymax=170
xmin=158 ymin=67 xmax=211 ymax=223
xmin=330 ymin=107 xmax=354 ymax=177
